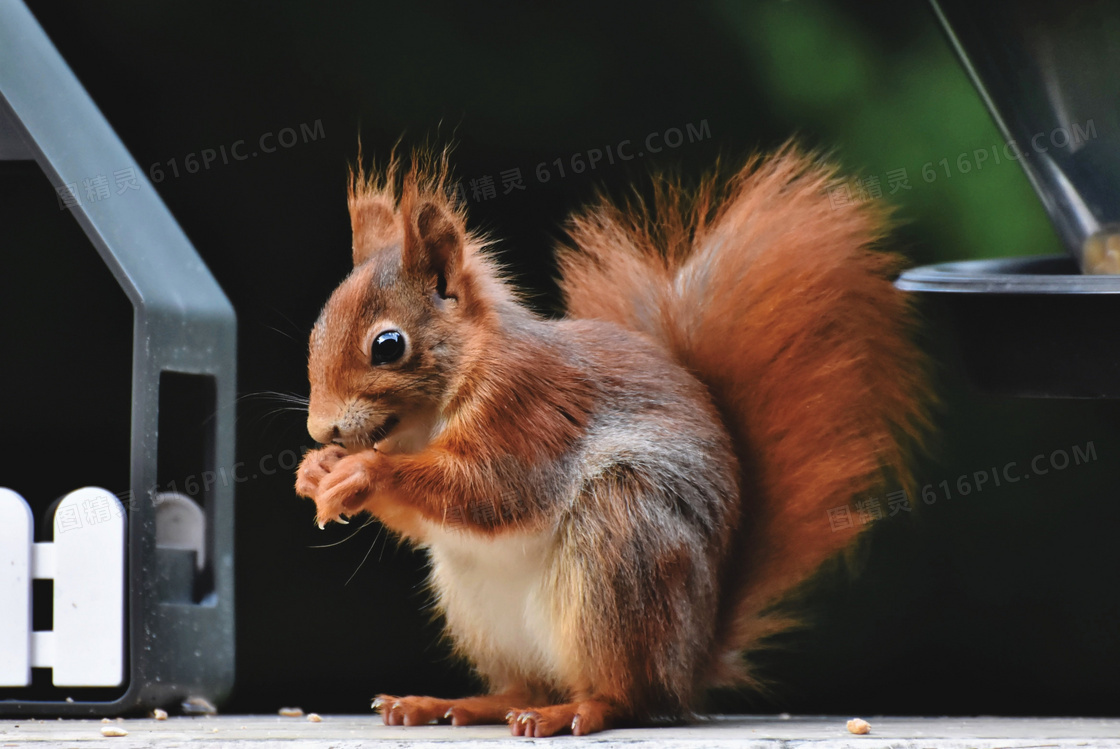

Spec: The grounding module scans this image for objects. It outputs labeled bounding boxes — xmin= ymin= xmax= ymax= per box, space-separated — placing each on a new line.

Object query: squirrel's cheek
xmin=374 ymin=432 xmax=413 ymax=455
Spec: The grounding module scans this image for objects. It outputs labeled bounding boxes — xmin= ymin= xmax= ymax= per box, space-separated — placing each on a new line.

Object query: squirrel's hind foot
xmin=507 ymin=699 xmax=614 ymax=737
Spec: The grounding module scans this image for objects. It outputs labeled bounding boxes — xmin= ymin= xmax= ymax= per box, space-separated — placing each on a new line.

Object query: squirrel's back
xmin=557 ymin=144 xmax=928 ymax=687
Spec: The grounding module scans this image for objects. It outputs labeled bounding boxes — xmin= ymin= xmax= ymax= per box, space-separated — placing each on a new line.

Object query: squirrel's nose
xmin=307 ymin=416 xmax=340 ymax=446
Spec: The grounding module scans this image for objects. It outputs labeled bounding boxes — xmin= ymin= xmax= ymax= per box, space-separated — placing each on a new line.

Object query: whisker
xmin=264 ymin=324 xmax=302 ymax=345
xmin=260 ymin=406 xmax=310 ymax=417
xmin=232 ymin=391 xmax=311 ymax=432
xmin=260 ymin=306 xmax=310 ymax=343
xmin=376 ymin=524 xmax=392 ymax=564
xmin=239 ymin=390 xmax=310 ymax=406
xmin=346 ymin=529 xmax=382 ymax=586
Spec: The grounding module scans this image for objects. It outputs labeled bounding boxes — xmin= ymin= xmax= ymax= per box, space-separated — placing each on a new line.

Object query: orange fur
xmin=295 ymin=144 xmax=928 ymax=735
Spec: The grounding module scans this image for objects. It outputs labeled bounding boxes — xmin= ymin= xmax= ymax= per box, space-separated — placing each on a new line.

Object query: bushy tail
xmin=557 ymin=144 xmax=928 ymax=686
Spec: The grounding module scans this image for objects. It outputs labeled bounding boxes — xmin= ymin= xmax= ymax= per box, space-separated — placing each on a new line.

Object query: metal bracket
xmin=0 ymin=0 xmax=236 ymax=716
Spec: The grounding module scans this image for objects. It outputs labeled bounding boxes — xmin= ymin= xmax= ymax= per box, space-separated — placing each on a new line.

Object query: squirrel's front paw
xmin=295 ymin=445 xmax=349 ymax=500
xmin=313 ymin=452 xmax=380 ymax=527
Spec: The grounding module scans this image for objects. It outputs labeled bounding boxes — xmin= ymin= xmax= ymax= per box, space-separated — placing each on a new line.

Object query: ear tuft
xmin=347 ymin=150 xmax=403 ymax=266
xmin=351 ymin=199 xmax=400 ymax=266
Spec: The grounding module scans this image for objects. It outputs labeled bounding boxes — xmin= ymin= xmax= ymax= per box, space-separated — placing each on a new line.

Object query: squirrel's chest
xmin=422 ymin=525 xmax=561 ymax=679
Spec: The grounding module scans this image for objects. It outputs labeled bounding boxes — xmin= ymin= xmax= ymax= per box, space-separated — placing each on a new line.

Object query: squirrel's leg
xmin=505 ymin=465 xmax=725 ymax=737
xmin=374 ymin=690 xmax=532 ymax=726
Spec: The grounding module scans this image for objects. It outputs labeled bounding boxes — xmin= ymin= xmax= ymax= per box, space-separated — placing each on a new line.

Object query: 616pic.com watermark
xmin=50 ymin=447 xmax=314 ymax=533
xmin=447 ymin=119 xmax=712 ymax=205
xmin=828 ymin=118 xmax=1099 ymax=210
xmin=55 ymin=119 xmax=327 ymax=210
xmin=148 ymin=119 xmax=326 ymax=183
xmin=827 ymin=441 xmax=1099 ymax=532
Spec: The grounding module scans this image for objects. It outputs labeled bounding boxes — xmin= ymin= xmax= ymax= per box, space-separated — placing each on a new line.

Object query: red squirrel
xmin=294 ymin=144 xmax=927 ymax=737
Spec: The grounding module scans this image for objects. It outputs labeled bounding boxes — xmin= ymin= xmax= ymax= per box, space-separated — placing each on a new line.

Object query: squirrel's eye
xmin=371 ymin=330 xmax=405 ymax=365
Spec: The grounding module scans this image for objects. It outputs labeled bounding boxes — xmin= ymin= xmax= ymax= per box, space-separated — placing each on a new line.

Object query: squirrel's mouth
xmin=366 ymin=414 xmax=399 ymax=446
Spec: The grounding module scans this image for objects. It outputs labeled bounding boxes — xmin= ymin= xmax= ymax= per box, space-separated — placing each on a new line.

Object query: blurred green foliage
xmin=715 ymin=0 xmax=1062 ymax=264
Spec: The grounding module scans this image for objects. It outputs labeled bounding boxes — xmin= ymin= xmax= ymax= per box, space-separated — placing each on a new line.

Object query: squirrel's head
xmin=306 ymin=153 xmax=507 ymax=454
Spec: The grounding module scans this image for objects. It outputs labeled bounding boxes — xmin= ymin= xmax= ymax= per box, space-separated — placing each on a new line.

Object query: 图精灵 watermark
xmin=448 ymin=119 xmax=713 ymax=205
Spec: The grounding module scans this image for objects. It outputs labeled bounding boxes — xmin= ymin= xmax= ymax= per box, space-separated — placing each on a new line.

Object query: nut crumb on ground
xmin=307 ymin=713 xmax=322 ymax=723
xmin=278 ymin=707 xmax=304 ymax=717
xmin=847 ymin=718 xmax=872 ymax=735
xmin=100 ymin=726 xmax=128 ymax=737
xmin=152 ymin=708 xmax=168 ymax=720
xmin=181 ymin=696 xmax=218 ymax=715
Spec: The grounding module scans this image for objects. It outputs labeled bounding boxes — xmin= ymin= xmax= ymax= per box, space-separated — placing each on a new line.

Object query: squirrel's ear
xmin=403 ymin=200 xmax=466 ymax=300
xmin=350 ymin=198 xmax=400 ymax=267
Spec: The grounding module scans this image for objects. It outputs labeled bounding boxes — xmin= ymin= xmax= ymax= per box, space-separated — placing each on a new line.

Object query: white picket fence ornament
xmin=0 ymin=487 xmax=126 ymax=687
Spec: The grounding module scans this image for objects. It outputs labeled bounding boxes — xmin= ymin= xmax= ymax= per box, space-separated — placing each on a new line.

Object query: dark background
xmin=2 ymin=0 xmax=1118 ymax=717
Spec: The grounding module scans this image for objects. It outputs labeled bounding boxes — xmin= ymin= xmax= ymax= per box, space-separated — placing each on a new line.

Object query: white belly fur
xmin=422 ymin=523 xmax=561 ymax=684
